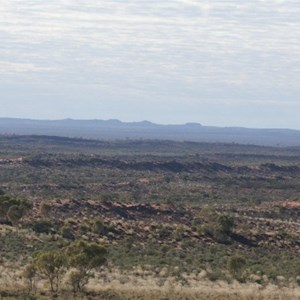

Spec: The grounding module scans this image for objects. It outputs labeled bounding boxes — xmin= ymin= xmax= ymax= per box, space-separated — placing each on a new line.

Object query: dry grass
xmin=86 ymin=269 xmax=300 ymax=300
xmin=94 ymin=287 xmax=300 ymax=300
xmin=0 ymin=266 xmax=299 ymax=299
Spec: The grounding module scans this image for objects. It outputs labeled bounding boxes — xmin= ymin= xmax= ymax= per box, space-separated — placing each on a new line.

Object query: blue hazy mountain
xmin=0 ymin=118 xmax=300 ymax=146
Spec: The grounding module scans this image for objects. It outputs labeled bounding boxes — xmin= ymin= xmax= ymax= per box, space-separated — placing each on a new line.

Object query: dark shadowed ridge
xmin=0 ymin=118 xmax=300 ymax=146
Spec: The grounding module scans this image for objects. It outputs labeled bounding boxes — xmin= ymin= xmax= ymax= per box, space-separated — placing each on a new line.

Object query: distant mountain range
xmin=0 ymin=118 xmax=300 ymax=146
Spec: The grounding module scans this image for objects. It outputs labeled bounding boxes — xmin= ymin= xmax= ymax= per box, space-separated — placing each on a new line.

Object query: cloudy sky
xmin=0 ymin=0 xmax=299 ymax=128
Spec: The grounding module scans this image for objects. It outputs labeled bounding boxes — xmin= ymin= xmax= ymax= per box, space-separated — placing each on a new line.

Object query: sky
xmin=0 ymin=0 xmax=299 ymax=128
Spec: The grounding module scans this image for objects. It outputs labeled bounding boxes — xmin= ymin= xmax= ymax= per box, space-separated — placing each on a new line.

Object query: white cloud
xmin=0 ymin=0 xmax=299 ymax=126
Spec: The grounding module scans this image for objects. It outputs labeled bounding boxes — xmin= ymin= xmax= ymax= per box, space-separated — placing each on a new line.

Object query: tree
xmin=34 ymin=250 xmax=66 ymax=293
xmin=7 ymin=205 xmax=23 ymax=227
xmin=0 ymin=195 xmax=32 ymax=225
xmin=198 ymin=205 xmax=235 ymax=243
xmin=217 ymin=215 xmax=234 ymax=235
xmin=23 ymin=263 xmax=37 ymax=293
xmin=213 ymin=214 xmax=235 ymax=243
xmin=0 ymin=195 xmax=15 ymax=221
xmin=66 ymin=241 xmax=107 ymax=293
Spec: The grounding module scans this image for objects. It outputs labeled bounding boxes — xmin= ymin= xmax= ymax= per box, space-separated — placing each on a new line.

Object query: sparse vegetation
xmin=0 ymin=136 xmax=299 ymax=299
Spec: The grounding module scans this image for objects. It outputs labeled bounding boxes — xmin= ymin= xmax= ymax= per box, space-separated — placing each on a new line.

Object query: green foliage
xmin=68 ymin=269 xmax=90 ymax=293
xmin=22 ymin=263 xmax=37 ymax=293
xmin=157 ymin=225 xmax=171 ymax=239
xmin=21 ymin=240 xmax=108 ymax=294
xmin=199 ymin=205 xmax=219 ymax=223
xmin=60 ymin=225 xmax=75 ymax=240
xmin=198 ymin=206 xmax=235 ymax=243
xmin=227 ymin=255 xmax=246 ymax=280
xmin=40 ymin=201 xmax=52 ymax=218
xmin=100 ymin=193 xmax=115 ymax=202
xmin=34 ymin=250 xmax=66 ymax=293
xmin=217 ymin=215 xmax=234 ymax=235
xmin=7 ymin=205 xmax=23 ymax=226
xmin=92 ymin=217 xmax=105 ymax=234
xmin=67 ymin=240 xmax=107 ymax=272
xmin=0 ymin=195 xmax=14 ymax=219
xmin=213 ymin=227 xmax=232 ymax=244
xmin=32 ymin=219 xmax=53 ymax=234
xmin=79 ymin=223 xmax=90 ymax=234
xmin=0 ymin=195 xmax=32 ymax=225
xmin=66 ymin=240 xmax=107 ymax=292
xmin=213 ymin=214 xmax=235 ymax=243
xmin=172 ymin=226 xmax=185 ymax=241
xmin=198 ymin=224 xmax=214 ymax=236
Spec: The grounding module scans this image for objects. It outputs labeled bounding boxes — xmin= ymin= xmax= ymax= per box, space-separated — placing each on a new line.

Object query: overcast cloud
xmin=0 ymin=0 xmax=299 ymax=128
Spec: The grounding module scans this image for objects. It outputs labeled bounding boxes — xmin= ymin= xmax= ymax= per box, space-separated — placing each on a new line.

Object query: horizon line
xmin=0 ymin=116 xmax=299 ymax=132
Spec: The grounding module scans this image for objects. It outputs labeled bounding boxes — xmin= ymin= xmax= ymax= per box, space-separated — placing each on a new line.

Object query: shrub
xmin=0 ymin=195 xmax=32 ymax=225
xmin=7 ymin=205 xmax=23 ymax=226
xmin=172 ymin=227 xmax=185 ymax=241
xmin=32 ymin=220 xmax=53 ymax=234
xmin=199 ymin=205 xmax=219 ymax=223
xmin=100 ymin=193 xmax=115 ymax=202
xmin=79 ymin=223 xmax=90 ymax=234
xmin=40 ymin=201 xmax=52 ymax=218
xmin=60 ymin=225 xmax=75 ymax=240
xmin=93 ymin=217 xmax=105 ymax=234
xmin=157 ymin=225 xmax=171 ymax=239
xmin=228 ymin=255 xmax=246 ymax=280
xmin=198 ymin=224 xmax=214 ymax=236
xmin=213 ymin=227 xmax=232 ymax=244
xmin=198 ymin=206 xmax=235 ymax=243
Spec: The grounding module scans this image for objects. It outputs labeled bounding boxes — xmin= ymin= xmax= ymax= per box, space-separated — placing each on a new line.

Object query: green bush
xmin=40 ymin=201 xmax=52 ymax=218
xmin=198 ymin=207 xmax=235 ymax=243
xmin=0 ymin=195 xmax=32 ymax=225
xmin=79 ymin=223 xmax=90 ymax=234
xmin=7 ymin=205 xmax=23 ymax=226
xmin=198 ymin=224 xmax=214 ymax=236
xmin=217 ymin=215 xmax=234 ymax=235
xmin=93 ymin=217 xmax=105 ymax=234
xmin=228 ymin=255 xmax=246 ymax=280
xmin=60 ymin=225 xmax=75 ymax=240
xmin=32 ymin=220 xmax=53 ymax=234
